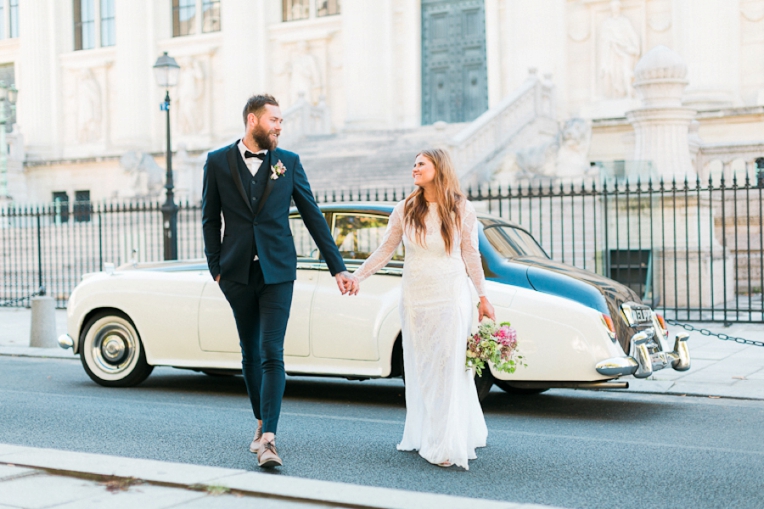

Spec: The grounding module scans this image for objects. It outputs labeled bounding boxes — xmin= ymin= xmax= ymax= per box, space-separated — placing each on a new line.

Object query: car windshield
xmin=481 ymin=223 xmax=549 ymax=259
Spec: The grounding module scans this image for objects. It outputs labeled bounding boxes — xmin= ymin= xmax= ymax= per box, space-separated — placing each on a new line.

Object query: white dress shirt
xmin=237 ymin=139 xmax=268 ymax=177
xmin=237 ymin=139 xmax=268 ymax=261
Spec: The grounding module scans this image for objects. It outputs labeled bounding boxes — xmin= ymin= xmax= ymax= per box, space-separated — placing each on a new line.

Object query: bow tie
xmin=244 ymin=151 xmax=266 ymax=160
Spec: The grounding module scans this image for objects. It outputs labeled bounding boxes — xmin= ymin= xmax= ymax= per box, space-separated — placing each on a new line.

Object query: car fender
xmin=376 ymin=306 xmax=402 ymax=377
xmin=488 ymin=286 xmax=625 ymax=382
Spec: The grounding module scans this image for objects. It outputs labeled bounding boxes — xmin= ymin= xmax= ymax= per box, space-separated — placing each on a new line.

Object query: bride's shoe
xmin=436 ymin=460 xmax=453 ymax=468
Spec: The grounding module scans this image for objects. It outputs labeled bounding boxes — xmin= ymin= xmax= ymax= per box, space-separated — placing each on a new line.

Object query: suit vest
xmin=236 ymin=152 xmax=269 ymax=257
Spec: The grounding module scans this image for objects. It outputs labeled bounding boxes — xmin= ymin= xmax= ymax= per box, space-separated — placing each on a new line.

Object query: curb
xmin=0 ymin=346 xmax=79 ymax=360
xmin=0 ymin=444 xmax=560 ymax=509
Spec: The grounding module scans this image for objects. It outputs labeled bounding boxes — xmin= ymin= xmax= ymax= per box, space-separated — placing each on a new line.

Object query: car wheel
xmin=79 ymin=311 xmax=153 ymax=387
xmin=494 ymin=380 xmax=549 ymax=395
xmin=474 ymin=370 xmax=494 ymax=402
xmin=393 ymin=337 xmax=405 ymax=382
xmin=201 ymin=369 xmax=238 ymax=377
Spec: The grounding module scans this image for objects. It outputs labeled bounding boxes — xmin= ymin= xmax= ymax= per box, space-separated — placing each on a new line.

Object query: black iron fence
xmin=2 ymin=175 xmax=762 ymax=323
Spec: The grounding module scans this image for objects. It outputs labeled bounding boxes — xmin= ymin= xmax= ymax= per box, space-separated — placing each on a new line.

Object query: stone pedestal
xmin=29 ymin=296 xmax=57 ymax=348
xmin=626 ymin=46 xmax=697 ymax=180
xmin=605 ymin=195 xmax=733 ymax=310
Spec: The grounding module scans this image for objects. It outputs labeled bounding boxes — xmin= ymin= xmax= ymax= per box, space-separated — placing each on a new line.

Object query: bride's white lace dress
xmin=354 ymin=199 xmax=488 ymax=469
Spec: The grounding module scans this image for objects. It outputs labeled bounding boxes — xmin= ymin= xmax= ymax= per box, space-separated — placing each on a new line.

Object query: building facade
xmin=1 ymin=0 xmax=763 ymax=204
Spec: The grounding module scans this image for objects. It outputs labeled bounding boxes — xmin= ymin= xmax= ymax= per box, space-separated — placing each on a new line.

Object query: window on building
xmin=316 ymin=0 xmax=340 ymax=17
xmin=0 ymin=63 xmax=16 ymax=133
xmin=282 ymin=0 xmax=340 ymax=22
xmin=52 ymin=192 xmax=70 ymax=224
xmin=73 ymin=190 xmax=91 ymax=223
xmin=202 ymin=0 xmax=220 ymax=33
xmin=283 ymin=0 xmax=310 ymax=21
xmin=74 ymin=0 xmax=115 ymax=51
xmin=173 ymin=0 xmax=221 ymax=37
xmin=173 ymin=0 xmax=197 ymax=37
xmin=9 ymin=0 xmax=18 ymax=38
xmin=74 ymin=0 xmax=96 ymax=51
xmin=100 ymin=0 xmax=115 ymax=47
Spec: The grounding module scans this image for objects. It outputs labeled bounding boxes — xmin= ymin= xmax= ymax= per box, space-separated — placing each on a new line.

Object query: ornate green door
xmin=421 ymin=0 xmax=488 ymax=125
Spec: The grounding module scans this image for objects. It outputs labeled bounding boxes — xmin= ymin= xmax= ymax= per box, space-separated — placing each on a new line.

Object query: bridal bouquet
xmin=466 ymin=319 xmax=525 ymax=377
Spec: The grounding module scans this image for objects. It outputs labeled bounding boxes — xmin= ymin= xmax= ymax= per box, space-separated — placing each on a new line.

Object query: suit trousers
xmin=219 ymin=260 xmax=294 ymax=434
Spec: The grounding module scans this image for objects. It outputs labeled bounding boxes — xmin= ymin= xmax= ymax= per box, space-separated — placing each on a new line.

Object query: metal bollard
xmin=29 ymin=296 xmax=57 ymax=348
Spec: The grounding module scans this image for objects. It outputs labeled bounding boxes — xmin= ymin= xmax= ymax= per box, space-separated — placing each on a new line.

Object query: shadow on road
xmin=131 ymin=369 xmax=668 ymax=424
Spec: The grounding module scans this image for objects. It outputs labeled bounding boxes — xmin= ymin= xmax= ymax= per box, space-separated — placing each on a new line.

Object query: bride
xmin=349 ymin=148 xmax=494 ymax=470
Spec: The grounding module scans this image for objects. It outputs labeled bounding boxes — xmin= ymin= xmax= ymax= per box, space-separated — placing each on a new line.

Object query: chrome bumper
xmin=596 ymin=330 xmax=691 ymax=378
xmin=58 ymin=333 xmax=74 ymax=350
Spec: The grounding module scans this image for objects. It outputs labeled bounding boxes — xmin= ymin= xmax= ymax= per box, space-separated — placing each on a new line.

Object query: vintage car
xmin=59 ymin=202 xmax=691 ymax=400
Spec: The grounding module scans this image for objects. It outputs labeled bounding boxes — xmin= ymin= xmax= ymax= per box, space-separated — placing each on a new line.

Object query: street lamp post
xmin=0 ymin=81 xmax=18 ymax=200
xmin=153 ymin=52 xmax=180 ymax=261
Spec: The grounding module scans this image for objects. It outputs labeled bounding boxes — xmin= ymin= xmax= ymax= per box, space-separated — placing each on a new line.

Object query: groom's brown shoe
xmin=248 ymin=423 xmax=263 ymax=453
xmin=257 ymin=440 xmax=283 ymax=468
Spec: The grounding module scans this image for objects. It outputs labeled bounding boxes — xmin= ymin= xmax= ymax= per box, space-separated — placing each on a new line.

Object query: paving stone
xmin=0 ymin=473 xmax=106 ymax=509
xmin=173 ymin=494 xmax=317 ymax=508
xmin=52 ymin=482 xmax=206 ymax=509
xmin=0 ymin=464 xmax=35 ymax=481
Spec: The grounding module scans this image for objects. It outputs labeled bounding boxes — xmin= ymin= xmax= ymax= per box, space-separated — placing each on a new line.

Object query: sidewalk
xmin=1 ymin=307 xmax=763 ymax=399
xmin=0 ymin=444 xmax=558 ymax=509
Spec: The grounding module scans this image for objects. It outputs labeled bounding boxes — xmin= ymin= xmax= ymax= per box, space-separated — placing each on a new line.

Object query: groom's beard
xmin=253 ymin=124 xmax=279 ymax=151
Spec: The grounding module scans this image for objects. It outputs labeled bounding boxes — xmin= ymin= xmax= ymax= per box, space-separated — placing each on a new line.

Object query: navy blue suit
xmin=202 ymin=142 xmax=346 ymax=433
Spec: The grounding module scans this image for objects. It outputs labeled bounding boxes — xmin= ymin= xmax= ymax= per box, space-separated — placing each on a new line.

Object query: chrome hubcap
xmin=101 ymin=334 xmax=126 ymax=363
xmin=91 ymin=323 xmax=136 ymax=374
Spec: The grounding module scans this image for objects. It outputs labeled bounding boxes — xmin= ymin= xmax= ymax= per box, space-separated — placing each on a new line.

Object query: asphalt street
xmin=0 ymin=356 xmax=762 ymax=509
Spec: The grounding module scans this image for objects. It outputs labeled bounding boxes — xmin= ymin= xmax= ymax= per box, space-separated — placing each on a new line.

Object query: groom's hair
xmin=243 ymin=94 xmax=280 ymax=126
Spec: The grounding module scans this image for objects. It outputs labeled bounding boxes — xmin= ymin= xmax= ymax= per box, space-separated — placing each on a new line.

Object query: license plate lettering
xmin=634 ymin=308 xmax=651 ymax=322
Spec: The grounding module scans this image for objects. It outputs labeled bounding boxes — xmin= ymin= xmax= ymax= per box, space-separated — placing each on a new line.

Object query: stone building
xmin=0 ymin=0 xmax=763 ymax=204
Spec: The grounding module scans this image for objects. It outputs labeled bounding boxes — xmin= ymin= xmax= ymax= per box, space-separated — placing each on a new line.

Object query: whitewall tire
xmin=79 ymin=311 xmax=153 ymax=387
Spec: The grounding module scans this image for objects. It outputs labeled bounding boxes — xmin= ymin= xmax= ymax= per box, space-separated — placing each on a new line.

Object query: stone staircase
xmin=284 ymin=123 xmax=466 ymax=193
xmin=283 ymin=69 xmax=558 ymax=194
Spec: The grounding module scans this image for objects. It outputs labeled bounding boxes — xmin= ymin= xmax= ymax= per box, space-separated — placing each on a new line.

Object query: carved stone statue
xmin=77 ymin=69 xmax=102 ymax=143
xmin=178 ymin=59 xmax=205 ymax=135
xmin=288 ymin=41 xmax=322 ymax=105
xmin=514 ymin=118 xmax=593 ymax=178
xmin=120 ymin=152 xmax=165 ymax=199
xmin=599 ymin=0 xmax=640 ymax=99
xmin=556 ymin=118 xmax=592 ymax=177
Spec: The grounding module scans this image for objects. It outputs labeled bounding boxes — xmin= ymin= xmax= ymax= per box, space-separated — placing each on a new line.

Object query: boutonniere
xmin=270 ymin=160 xmax=287 ymax=180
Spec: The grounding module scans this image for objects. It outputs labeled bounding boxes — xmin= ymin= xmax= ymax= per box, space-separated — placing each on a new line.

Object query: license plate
xmin=633 ymin=307 xmax=652 ymax=323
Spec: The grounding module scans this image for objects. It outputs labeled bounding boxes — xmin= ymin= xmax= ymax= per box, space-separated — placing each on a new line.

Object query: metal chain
xmin=666 ymin=319 xmax=764 ymax=347
xmin=0 ymin=288 xmax=45 ymax=307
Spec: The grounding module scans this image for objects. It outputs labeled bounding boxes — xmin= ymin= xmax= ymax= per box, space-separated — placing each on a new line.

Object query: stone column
xmin=17 ymin=0 xmax=58 ymax=159
xmin=626 ymin=45 xmax=696 ymax=180
xmin=112 ymin=0 xmax=153 ymax=150
xmin=218 ymin=0 xmax=268 ymax=141
xmin=342 ymin=0 xmax=393 ymax=130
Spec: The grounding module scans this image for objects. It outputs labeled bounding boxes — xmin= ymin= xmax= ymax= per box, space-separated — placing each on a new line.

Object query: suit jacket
xmin=202 ymin=142 xmax=346 ymax=285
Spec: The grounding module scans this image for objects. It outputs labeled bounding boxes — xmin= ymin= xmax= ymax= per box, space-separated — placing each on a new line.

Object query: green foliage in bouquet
xmin=466 ymin=319 xmax=525 ymax=377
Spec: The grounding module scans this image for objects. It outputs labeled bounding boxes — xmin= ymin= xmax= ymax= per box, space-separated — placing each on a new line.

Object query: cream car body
xmin=61 ymin=203 xmax=691 ymax=396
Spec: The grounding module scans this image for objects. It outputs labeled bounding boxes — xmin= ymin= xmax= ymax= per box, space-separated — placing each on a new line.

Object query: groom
xmin=202 ymin=94 xmax=352 ymax=468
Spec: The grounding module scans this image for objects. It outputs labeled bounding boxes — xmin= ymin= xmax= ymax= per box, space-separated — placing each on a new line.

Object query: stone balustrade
xmin=448 ymin=69 xmax=555 ymax=184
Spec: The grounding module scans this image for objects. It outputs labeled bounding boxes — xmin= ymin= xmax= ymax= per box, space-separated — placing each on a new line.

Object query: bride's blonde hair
xmin=403 ymin=148 xmax=465 ymax=255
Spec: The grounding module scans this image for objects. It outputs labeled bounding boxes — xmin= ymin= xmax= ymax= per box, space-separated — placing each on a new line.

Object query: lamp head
xmin=7 ymin=85 xmax=18 ymax=105
xmin=152 ymin=51 xmax=180 ymax=88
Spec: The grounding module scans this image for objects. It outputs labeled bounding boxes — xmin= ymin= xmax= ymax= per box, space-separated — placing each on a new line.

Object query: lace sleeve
xmin=353 ymin=203 xmax=405 ymax=283
xmin=461 ymin=201 xmax=487 ymax=296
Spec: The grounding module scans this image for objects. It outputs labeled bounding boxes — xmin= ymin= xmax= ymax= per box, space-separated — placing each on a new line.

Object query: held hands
xmin=335 ymin=271 xmax=360 ymax=296
xmin=478 ymin=296 xmax=496 ymax=322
